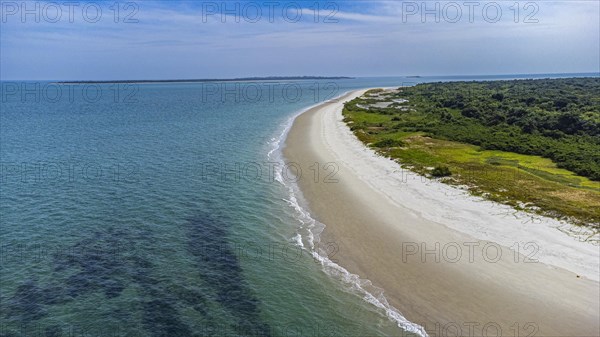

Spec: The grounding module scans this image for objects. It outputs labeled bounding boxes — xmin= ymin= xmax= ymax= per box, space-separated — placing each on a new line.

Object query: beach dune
xmin=283 ymin=90 xmax=600 ymax=336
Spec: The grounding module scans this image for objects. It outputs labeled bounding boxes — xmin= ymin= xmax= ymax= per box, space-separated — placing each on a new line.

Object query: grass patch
xmin=342 ymin=89 xmax=600 ymax=229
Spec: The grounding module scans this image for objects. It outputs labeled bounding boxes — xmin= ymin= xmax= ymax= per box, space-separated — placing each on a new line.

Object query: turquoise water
xmin=1 ymin=74 xmax=597 ymax=337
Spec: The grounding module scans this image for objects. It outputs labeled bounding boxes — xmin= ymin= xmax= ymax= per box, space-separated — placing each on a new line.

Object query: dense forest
xmin=349 ymin=78 xmax=600 ymax=181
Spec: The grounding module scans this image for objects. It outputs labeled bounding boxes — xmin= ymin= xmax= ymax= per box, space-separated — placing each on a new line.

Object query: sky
xmin=1 ymin=0 xmax=599 ymax=80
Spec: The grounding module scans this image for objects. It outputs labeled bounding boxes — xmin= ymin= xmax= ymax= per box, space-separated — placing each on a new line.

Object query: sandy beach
xmin=283 ymin=90 xmax=600 ymax=336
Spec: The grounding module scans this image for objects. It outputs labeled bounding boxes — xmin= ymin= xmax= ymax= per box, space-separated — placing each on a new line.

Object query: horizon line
xmin=1 ymin=71 xmax=599 ymax=82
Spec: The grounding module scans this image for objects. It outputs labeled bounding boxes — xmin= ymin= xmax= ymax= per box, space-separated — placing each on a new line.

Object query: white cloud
xmin=1 ymin=0 xmax=598 ymax=79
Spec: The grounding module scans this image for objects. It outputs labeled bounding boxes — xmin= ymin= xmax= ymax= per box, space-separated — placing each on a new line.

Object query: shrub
xmin=491 ymin=93 xmax=505 ymax=101
xmin=431 ymin=165 xmax=452 ymax=177
xmin=372 ymin=138 xmax=405 ymax=148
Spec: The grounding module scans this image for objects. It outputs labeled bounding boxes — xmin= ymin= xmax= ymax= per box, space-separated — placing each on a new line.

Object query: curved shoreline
xmin=282 ymin=89 xmax=600 ymax=336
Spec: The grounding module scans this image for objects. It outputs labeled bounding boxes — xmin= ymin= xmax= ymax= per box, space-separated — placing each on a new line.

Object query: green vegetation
xmin=431 ymin=165 xmax=452 ymax=177
xmin=372 ymin=138 xmax=405 ymax=148
xmin=343 ymin=78 xmax=600 ymax=229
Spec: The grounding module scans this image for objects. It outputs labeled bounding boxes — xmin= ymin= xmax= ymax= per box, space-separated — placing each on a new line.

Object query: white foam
xmin=266 ymin=92 xmax=429 ymax=337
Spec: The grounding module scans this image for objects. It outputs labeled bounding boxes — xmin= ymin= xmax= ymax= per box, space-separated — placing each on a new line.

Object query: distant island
xmin=55 ymin=76 xmax=354 ymax=84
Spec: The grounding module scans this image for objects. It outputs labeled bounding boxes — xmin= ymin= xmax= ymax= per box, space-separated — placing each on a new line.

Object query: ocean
xmin=1 ymin=74 xmax=597 ymax=337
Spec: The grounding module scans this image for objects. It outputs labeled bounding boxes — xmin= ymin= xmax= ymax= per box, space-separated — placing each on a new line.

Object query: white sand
xmin=322 ymin=90 xmax=599 ymax=281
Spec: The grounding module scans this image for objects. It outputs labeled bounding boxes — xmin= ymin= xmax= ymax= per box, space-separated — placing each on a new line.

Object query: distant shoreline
xmin=53 ymin=76 xmax=354 ymax=84
xmin=5 ymin=73 xmax=597 ymax=83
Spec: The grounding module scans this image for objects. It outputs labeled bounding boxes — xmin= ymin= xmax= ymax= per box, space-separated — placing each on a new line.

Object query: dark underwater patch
xmin=141 ymin=299 xmax=193 ymax=337
xmin=2 ymin=209 xmax=271 ymax=337
xmin=186 ymin=212 xmax=271 ymax=336
xmin=53 ymin=228 xmax=129 ymax=299
xmin=53 ymin=226 xmax=205 ymax=336
xmin=3 ymin=280 xmax=48 ymax=322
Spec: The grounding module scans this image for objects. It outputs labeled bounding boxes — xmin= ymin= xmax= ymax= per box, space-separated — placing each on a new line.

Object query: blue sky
xmin=1 ymin=0 xmax=599 ymax=80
